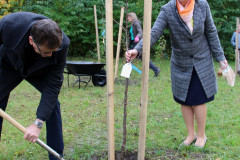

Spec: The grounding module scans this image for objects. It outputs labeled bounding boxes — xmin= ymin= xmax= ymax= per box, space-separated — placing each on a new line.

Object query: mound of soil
xmin=91 ymin=150 xmax=139 ymax=160
xmin=90 ymin=149 xmax=206 ymax=160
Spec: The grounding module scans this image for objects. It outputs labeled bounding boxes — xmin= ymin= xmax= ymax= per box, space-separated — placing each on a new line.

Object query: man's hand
xmin=125 ymin=49 xmax=138 ymax=62
xmin=24 ymin=122 xmax=42 ymax=143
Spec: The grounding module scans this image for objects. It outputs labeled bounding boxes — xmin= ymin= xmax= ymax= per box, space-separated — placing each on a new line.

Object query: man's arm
xmin=24 ymin=34 xmax=70 ymax=143
xmin=36 ymin=34 xmax=70 ymax=121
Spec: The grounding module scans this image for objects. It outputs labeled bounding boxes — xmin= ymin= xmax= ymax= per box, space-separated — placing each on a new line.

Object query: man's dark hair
xmin=30 ymin=19 xmax=62 ymax=49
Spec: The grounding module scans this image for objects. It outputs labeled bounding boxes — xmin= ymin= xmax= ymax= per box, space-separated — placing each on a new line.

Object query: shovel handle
xmin=0 ymin=109 xmax=64 ymax=160
xmin=0 ymin=109 xmax=26 ymax=133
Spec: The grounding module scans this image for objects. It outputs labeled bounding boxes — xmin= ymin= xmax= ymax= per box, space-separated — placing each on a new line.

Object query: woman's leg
xmin=181 ymin=105 xmax=195 ymax=144
xmin=193 ymin=104 xmax=207 ymax=147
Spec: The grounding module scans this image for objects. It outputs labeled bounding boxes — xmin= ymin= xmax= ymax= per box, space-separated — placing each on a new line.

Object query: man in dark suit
xmin=0 ymin=12 xmax=70 ymax=159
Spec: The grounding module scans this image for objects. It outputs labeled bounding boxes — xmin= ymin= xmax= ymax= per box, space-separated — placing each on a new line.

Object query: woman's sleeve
xmin=134 ymin=8 xmax=168 ymax=54
xmin=204 ymin=1 xmax=225 ymax=62
xmin=135 ymin=21 xmax=143 ymax=39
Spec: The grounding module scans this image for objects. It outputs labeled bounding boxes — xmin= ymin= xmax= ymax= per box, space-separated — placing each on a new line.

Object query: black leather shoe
xmin=154 ymin=68 xmax=161 ymax=77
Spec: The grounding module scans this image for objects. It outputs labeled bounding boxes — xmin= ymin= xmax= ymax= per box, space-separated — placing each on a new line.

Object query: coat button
xmin=189 ymin=39 xmax=193 ymax=42
xmin=190 ymin=55 xmax=193 ymax=58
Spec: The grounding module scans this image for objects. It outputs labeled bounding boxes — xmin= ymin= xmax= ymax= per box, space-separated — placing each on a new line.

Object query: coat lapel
xmin=172 ymin=0 xmax=192 ymax=38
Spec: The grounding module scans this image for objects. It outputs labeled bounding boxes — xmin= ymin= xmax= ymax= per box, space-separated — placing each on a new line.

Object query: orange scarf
xmin=177 ymin=0 xmax=195 ymax=34
xmin=177 ymin=0 xmax=195 ymax=17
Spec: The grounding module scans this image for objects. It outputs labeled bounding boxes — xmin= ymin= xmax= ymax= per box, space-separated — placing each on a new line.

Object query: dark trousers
xmin=0 ymin=62 xmax=64 ymax=160
xmin=139 ymin=55 xmax=159 ymax=73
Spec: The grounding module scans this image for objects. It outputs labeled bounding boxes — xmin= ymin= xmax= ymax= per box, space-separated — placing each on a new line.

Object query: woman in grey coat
xmin=127 ymin=12 xmax=161 ymax=77
xmin=126 ymin=0 xmax=228 ymax=148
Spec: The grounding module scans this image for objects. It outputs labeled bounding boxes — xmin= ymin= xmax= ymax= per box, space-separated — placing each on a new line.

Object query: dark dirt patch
xmin=90 ymin=150 xmax=139 ymax=160
xmin=90 ymin=149 xmax=206 ymax=160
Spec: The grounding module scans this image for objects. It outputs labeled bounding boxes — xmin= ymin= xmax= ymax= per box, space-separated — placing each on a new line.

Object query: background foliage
xmin=0 ymin=0 xmax=239 ymax=59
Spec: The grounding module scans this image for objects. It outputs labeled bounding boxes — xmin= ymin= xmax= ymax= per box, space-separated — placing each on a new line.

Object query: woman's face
xmin=127 ymin=16 xmax=132 ymax=22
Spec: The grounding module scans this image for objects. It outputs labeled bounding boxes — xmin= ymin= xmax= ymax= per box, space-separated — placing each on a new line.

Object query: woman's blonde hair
xmin=127 ymin=12 xmax=138 ymax=21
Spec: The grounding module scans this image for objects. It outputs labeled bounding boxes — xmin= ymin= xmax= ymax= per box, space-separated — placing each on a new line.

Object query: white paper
xmin=121 ymin=63 xmax=132 ymax=78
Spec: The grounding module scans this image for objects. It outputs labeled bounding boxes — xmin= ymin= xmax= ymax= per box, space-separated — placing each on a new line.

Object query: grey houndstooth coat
xmin=135 ymin=0 xmax=226 ymax=102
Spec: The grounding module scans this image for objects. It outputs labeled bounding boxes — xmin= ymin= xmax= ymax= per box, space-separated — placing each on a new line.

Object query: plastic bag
xmin=221 ymin=64 xmax=235 ymax=87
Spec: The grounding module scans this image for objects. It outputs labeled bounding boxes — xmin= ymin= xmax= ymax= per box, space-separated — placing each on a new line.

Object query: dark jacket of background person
xmin=129 ymin=19 xmax=143 ymax=49
xmin=132 ymin=19 xmax=143 ymax=39
xmin=0 ymin=12 xmax=70 ymax=121
xmin=134 ymin=0 xmax=226 ymax=101
xmin=231 ymin=31 xmax=240 ymax=49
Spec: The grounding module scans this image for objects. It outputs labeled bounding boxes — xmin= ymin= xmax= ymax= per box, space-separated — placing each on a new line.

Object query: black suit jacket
xmin=0 ymin=12 xmax=70 ymax=120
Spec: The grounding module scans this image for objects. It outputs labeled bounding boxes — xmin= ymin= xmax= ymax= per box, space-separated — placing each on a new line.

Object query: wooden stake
xmin=106 ymin=0 xmax=115 ymax=159
xmin=121 ymin=1 xmax=129 ymax=155
xmin=94 ymin=5 xmax=101 ymax=62
xmin=114 ymin=7 xmax=125 ymax=80
xmin=138 ymin=0 xmax=152 ymax=159
xmin=235 ymin=18 xmax=239 ymax=75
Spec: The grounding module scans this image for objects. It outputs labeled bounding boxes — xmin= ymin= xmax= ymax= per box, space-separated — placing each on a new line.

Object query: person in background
xmin=0 ymin=12 xmax=70 ymax=159
xmin=231 ymin=24 xmax=240 ymax=74
xmin=126 ymin=0 xmax=228 ymax=148
xmin=127 ymin=12 xmax=161 ymax=77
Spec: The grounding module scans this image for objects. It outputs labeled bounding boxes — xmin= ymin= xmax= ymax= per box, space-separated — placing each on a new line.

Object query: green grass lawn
xmin=0 ymin=58 xmax=239 ymax=160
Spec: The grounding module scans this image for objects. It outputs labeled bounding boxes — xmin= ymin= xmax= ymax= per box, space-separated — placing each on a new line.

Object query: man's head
xmin=29 ymin=19 xmax=62 ymax=57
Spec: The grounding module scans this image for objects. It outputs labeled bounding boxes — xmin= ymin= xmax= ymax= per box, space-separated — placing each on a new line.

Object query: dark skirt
xmin=174 ymin=67 xmax=214 ymax=106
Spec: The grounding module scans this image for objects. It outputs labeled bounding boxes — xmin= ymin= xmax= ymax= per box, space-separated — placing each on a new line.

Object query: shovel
xmin=0 ymin=109 xmax=64 ymax=160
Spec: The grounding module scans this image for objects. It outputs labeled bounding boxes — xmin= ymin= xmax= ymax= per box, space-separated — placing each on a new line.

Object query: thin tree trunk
xmin=121 ymin=78 xmax=129 ymax=152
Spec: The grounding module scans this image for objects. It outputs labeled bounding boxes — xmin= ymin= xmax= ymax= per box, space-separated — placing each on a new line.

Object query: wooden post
xmin=138 ymin=0 xmax=152 ymax=160
xmin=106 ymin=0 xmax=115 ymax=159
xmin=94 ymin=5 xmax=101 ymax=62
xmin=114 ymin=7 xmax=125 ymax=80
xmin=235 ymin=18 xmax=239 ymax=75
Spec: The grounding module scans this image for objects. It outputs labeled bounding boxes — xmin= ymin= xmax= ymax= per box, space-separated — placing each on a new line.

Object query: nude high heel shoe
xmin=194 ymin=136 xmax=207 ymax=148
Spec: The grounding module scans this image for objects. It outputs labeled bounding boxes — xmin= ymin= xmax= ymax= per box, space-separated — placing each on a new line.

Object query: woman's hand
xmin=125 ymin=49 xmax=138 ymax=62
xmin=134 ymin=36 xmax=139 ymax=43
xmin=220 ymin=60 xmax=228 ymax=70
